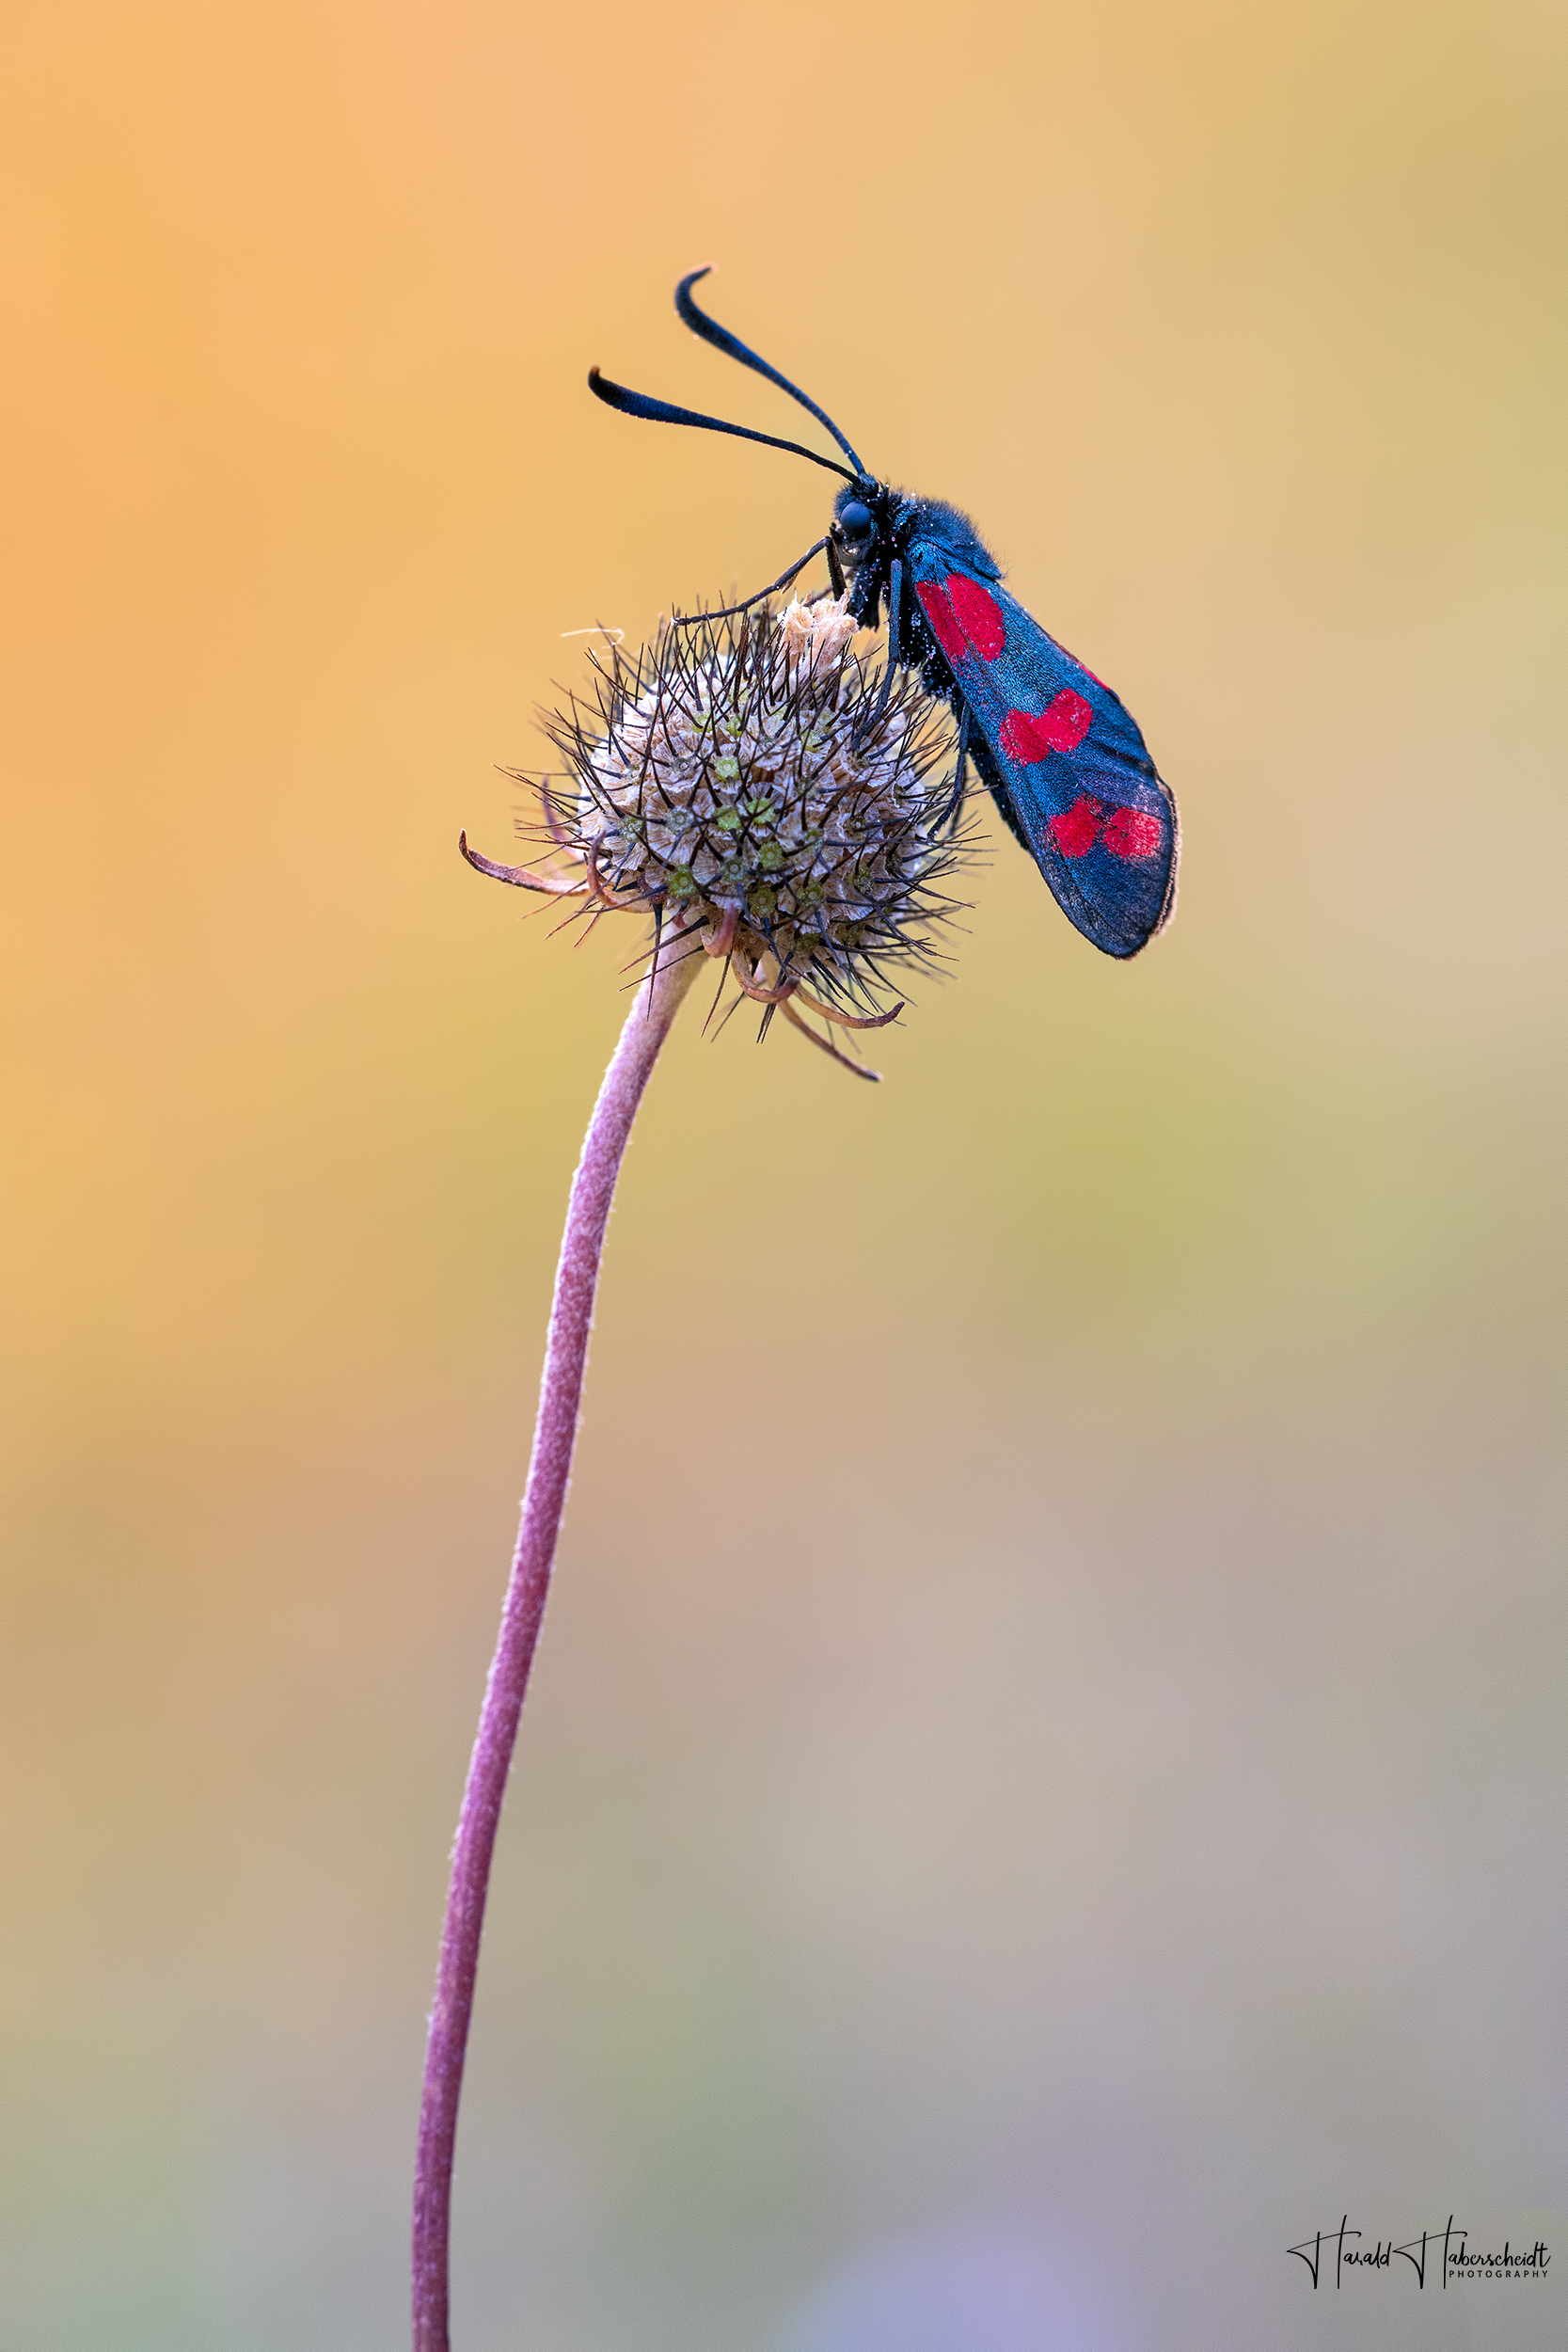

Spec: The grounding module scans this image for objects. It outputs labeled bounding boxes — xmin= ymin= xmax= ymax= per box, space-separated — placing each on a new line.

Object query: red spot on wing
xmin=999 ymin=708 xmax=1043 ymax=762
xmin=1046 ymin=796 xmax=1103 ymax=859
xmin=1039 ymin=689 xmax=1093 ymax=751
xmin=1101 ymin=805 xmax=1164 ymax=861
xmin=915 ymin=580 xmax=966 ymax=666
xmin=945 ymin=573 xmax=1006 ymax=660
xmin=999 ymin=690 xmax=1094 ymax=765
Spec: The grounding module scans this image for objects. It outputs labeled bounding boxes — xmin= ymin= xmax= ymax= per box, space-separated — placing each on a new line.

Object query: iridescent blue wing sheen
xmin=905 ymin=540 xmax=1179 ymax=959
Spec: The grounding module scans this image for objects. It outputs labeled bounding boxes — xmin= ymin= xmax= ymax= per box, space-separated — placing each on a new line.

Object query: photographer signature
xmin=1289 ymin=2216 xmax=1550 ymax=2289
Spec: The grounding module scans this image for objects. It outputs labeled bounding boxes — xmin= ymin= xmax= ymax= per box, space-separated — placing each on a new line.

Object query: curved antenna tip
xmin=669 ymin=264 xmax=867 ymax=477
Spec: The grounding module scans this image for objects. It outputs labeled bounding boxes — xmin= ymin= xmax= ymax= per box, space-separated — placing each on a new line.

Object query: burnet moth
xmin=589 ymin=270 xmax=1179 ymax=961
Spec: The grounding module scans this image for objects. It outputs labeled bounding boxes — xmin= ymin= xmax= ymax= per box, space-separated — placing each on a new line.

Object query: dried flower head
xmin=462 ymin=595 xmax=974 ymax=1078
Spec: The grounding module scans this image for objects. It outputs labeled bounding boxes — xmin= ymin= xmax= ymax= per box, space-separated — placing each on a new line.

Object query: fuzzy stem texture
xmin=412 ymin=938 xmax=705 ymax=2352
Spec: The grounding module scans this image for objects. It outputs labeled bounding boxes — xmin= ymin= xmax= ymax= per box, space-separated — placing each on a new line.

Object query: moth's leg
xmin=857 ymin=554 xmax=902 ymax=744
xmin=672 ymin=536 xmax=830 ymax=628
xmin=934 ymin=701 xmax=971 ymax=832
xmin=826 ymin=537 xmax=847 ymax=601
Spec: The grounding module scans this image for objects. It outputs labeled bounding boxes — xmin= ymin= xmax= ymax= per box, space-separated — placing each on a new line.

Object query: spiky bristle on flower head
xmin=494 ymin=596 xmax=973 ymax=1051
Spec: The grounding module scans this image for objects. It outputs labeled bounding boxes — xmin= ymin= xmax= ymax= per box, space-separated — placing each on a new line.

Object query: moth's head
xmin=829 ymin=482 xmax=885 ymax=582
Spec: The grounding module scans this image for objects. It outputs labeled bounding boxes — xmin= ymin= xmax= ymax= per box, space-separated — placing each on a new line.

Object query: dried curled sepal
xmin=458 ymin=831 xmax=588 ymax=896
xmin=793 ymin=986 xmax=903 ymax=1031
xmin=782 ymin=998 xmax=883 ymax=1082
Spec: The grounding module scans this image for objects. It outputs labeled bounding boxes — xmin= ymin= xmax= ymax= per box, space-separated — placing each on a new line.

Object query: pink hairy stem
xmin=411 ymin=931 xmax=705 ymax=2352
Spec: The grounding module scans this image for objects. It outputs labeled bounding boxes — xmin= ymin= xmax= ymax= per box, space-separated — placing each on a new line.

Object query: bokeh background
xmin=2 ymin=0 xmax=1565 ymax=2345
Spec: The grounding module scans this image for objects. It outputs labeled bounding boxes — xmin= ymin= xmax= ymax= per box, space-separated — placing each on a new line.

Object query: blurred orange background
xmin=2 ymin=0 xmax=1564 ymax=2345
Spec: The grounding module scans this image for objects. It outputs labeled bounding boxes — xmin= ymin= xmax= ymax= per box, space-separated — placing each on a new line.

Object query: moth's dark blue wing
xmin=907 ymin=543 xmax=1179 ymax=958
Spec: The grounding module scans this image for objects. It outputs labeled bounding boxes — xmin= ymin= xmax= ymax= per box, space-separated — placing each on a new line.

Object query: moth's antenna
xmin=588 ymin=369 xmax=859 ymax=484
xmin=674 ymin=267 xmax=868 ymax=477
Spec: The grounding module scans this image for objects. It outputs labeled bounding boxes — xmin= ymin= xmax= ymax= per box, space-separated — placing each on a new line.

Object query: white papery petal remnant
xmin=530 ymin=596 xmax=972 ymax=1021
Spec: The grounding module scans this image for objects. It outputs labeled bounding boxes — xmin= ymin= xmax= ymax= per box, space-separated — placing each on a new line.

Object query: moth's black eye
xmin=835 ymin=500 xmax=875 ymax=543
